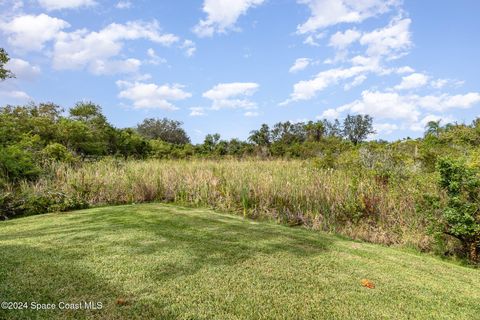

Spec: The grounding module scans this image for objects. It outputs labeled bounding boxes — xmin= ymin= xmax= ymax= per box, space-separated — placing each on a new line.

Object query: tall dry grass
xmin=21 ymin=158 xmax=439 ymax=249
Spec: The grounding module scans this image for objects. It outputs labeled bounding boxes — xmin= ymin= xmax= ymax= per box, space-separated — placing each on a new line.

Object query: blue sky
xmin=1 ymin=0 xmax=479 ymax=143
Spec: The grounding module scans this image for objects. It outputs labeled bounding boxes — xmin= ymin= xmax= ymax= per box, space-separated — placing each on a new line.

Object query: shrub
xmin=0 ymin=145 xmax=41 ymax=182
xmin=43 ymin=143 xmax=75 ymax=162
xmin=436 ymin=157 xmax=480 ymax=262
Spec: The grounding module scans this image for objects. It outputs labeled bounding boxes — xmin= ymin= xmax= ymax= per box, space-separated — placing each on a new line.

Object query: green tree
xmin=342 ymin=114 xmax=375 ymax=145
xmin=248 ymin=124 xmax=271 ymax=146
xmin=425 ymin=120 xmax=442 ymax=138
xmin=203 ymin=133 xmax=221 ymax=153
xmin=115 ymin=128 xmax=150 ymax=159
xmin=436 ymin=158 xmax=480 ymax=262
xmin=137 ymin=118 xmax=190 ymax=145
xmin=0 ymin=48 xmax=14 ymax=81
xmin=68 ymin=102 xmax=115 ymax=155
xmin=305 ymin=121 xmax=325 ymax=142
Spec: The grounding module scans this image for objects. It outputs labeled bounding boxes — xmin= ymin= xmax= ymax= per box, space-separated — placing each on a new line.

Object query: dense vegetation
xmin=1 ymin=204 xmax=479 ymax=319
xmin=1 ymin=49 xmax=479 ymax=263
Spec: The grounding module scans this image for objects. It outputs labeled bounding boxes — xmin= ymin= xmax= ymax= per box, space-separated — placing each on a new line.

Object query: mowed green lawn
xmin=0 ymin=204 xmax=479 ymax=319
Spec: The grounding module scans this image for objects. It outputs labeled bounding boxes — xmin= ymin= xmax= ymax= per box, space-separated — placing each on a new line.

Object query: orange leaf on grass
xmin=361 ymin=279 xmax=375 ymax=289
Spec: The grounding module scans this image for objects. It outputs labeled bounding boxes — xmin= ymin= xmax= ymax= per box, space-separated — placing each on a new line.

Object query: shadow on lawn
xmin=0 ymin=244 xmax=179 ymax=320
xmin=1 ymin=204 xmax=335 ymax=279
xmin=0 ymin=204 xmax=337 ymax=319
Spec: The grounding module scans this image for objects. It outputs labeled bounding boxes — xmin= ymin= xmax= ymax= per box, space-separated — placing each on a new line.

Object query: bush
xmin=436 ymin=157 xmax=480 ymax=262
xmin=43 ymin=143 xmax=75 ymax=162
xmin=0 ymin=145 xmax=41 ymax=182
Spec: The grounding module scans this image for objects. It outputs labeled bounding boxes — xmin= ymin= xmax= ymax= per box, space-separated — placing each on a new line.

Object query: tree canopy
xmin=0 ymin=48 xmax=14 ymax=81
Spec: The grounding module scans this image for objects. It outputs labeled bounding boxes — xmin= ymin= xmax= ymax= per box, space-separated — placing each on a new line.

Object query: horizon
xmin=1 ymin=0 xmax=480 ymax=143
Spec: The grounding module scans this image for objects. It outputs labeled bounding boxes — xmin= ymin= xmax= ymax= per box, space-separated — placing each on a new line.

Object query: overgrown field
xmin=1 ymin=203 xmax=478 ymax=320
xmin=8 ymin=159 xmax=442 ymax=250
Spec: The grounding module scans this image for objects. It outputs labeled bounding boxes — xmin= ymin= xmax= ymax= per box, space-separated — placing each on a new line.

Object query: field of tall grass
xmin=13 ymin=159 xmax=441 ymax=250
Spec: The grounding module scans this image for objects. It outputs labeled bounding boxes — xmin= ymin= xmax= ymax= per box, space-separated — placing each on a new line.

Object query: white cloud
xmin=281 ymin=65 xmax=372 ymax=104
xmin=328 ymin=91 xmax=480 ymax=126
xmin=116 ymin=81 xmax=192 ymax=110
xmin=0 ymin=89 xmax=30 ymax=101
xmin=0 ymin=81 xmax=31 ymax=103
xmin=203 ymin=82 xmax=259 ymax=110
xmin=193 ymin=0 xmax=265 ymax=37
xmin=410 ymin=114 xmax=456 ymax=132
xmin=146 ymin=48 xmax=167 ymax=65
xmin=89 ymin=58 xmax=141 ymax=75
xmin=303 ymin=32 xmax=325 ymax=46
xmin=38 ymin=0 xmax=96 ymax=11
xmin=5 ymin=58 xmax=41 ymax=80
xmin=289 ymin=58 xmax=311 ymax=73
xmin=189 ymin=107 xmax=206 ymax=116
xmin=396 ymin=66 xmax=415 ymax=74
xmin=319 ymin=108 xmax=340 ymax=119
xmin=359 ymin=17 xmax=412 ymax=59
xmin=0 ymin=14 xmax=70 ymax=51
xmin=394 ymin=73 xmax=429 ymax=90
xmin=297 ymin=0 xmax=399 ymax=34
xmin=116 ymin=1 xmax=132 ymax=9
xmin=338 ymin=90 xmax=421 ymax=122
xmin=373 ymin=122 xmax=398 ymax=135
xmin=180 ymin=40 xmax=196 ymax=57
xmin=414 ymin=92 xmax=480 ymax=112
xmin=244 ymin=111 xmax=259 ymax=117
xmin=344 ymin=74 xmax=366 ymax=90
xmin=52 ymin=21 xmax=178 ymax=74
xmin=328 ymin=29 xmax=361 ymax=50
xmin=430 ymin=78 xmax=464 ymax=89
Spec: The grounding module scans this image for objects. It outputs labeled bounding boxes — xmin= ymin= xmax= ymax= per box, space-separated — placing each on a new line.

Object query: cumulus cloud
xmin=328 ymin=29 xmax=361 ymax=50
xmin=1 ymin=14 xmax=189 ymax=76
xmin=359 ymin=17 xmax=412 ymax=59
xmin=0 ymin=89 xmax=30 ymax=101
xmin=189 ymin=107 xmax=206 ymax=116
xmin=146 ymin=48 xmax=167 ymax=65
xmin=396 ymin=66 xmax=415 ymax=74
xmin=38 ymin=0 xmax=96 ymax=11
xmin=344 ymin=74 xmax=366 ymax=90
xmin=394 ymin=73 xmax=429 ymax=90
xmin=319 ymin=108 xmax=340 ymax=119
xmin=116 ymin=1 xmax=132 ymax=9
xmin=323 ymin=91 xmax=480 ymax=131
xmin=296 ymin=0 xmax=399 ymax=34
xmin=180 ymin=40 xmax=196 ymax=57
xmin=0 ymin=14 xmax=70 ymax=51
xmin=414 ymin=92 xmax=480 ymax=112
xmin=0 ymin=81 xmax=31 ymax=103
xmin=283 ymin=17 xmax=413 ymax=104
xmin=338 ymin=90 xmax=421 ymax=122
xmin=5 ymin=58 xmax=41 ymax=80
xmin=430 ymin=78 xmax=464 ymax=89
xmin=280 ymin=65 xmax=373 ymax=104
xmin=289 ymin=58 xmax=311 ymax=73
xmin=52 ymin=21 xmax=178 ymax=74
xmin=203 ymin=82 xmax=259 ymax=110
xmin=193 ymin=0 xmax=265 ymax=37
xmin=116 ymin=81 xmax=192 ymax=110
xmin=373 ymin=122 xmax=398 ymax=135
xmin=89 ymin=59 xmax=141 ymax=75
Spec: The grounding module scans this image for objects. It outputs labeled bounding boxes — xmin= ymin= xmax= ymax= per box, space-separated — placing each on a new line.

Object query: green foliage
xmin=0 ymin=144 xmax=41 ymax=182
xmin=436 ymin=157 xmax=480 ymax=262
xmin=343 ymin=114 xmax=375 ymax=145
xmin=115 ymin=128 xmax=150 ymax=159
xmin=42 ymin=143 xmax=75 ymax=162
xmin=0 ymin=48 xmax=14 ymax=80
xmin=137 ymin=118 xmax=190 ymax=145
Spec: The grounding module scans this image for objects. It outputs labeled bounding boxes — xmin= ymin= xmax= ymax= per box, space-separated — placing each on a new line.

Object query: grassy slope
xmin=0 ymin=204 xmax=478 ymax=320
